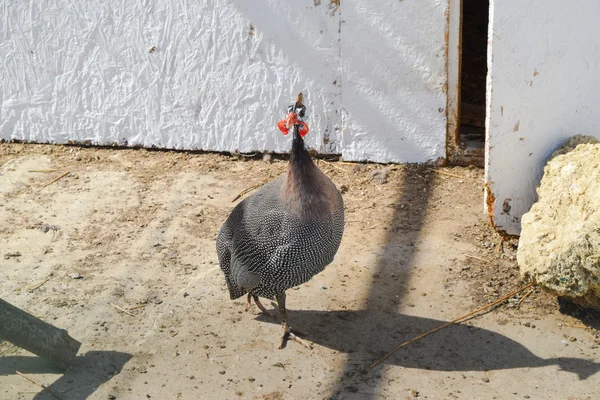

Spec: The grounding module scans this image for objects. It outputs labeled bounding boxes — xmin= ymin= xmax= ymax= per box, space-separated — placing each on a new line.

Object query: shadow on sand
xmin=0 ymin=350 xmax=132 ymax=400
xmin=258 ymin=310 xmax=599 ymax=381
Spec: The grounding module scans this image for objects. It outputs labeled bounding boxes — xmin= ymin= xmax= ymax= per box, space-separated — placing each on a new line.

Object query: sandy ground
xmin=0 ymin=143 xmax=599 ymax=400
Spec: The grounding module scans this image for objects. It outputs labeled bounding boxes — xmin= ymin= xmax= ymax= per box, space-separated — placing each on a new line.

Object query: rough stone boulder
xmin=518 ymin=138 xmax=600 ymax=309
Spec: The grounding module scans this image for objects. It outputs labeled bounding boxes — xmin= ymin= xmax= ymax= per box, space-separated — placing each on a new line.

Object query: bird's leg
xmin=245 ymin=293 xmax=252 ymax=312
xmin=245 ymin=293 xmax=271 ymax=315
xmin=276 ymin=292 xmax=312 ymax=350
xmin=253 ymin=295 xmax=270 ymax=315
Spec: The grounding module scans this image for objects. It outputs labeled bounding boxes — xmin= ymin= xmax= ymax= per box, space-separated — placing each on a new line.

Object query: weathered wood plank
xmin=0 ymin=299 xmax=81 ymax=370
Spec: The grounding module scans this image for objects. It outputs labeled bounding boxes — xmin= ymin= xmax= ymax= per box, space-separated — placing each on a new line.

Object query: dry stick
xmin=496 ymin=237 xmax=505 ymax=253
xmin=433 ymin=169 xmax=463 ymax=179
xmin=370 ymin=282 xmax=535 ymax=368
xmin=231 ymin=183 xmax=263 ymax=202
xmin=463 ymin=253 xmax=491 ymax=263
xmin=319 ymin=159 xmax=349 ymax=174
xmin=128 ymin=304 xmax=147 ymax=311
xmin=41 ymin=172 xmax=70 ymax=188
xmin=28 ymin=169 xmax=59 ymax=173
xmin=564 ymin=322 xmax=589 ymax=329
xmin=517 ymin=288 xmax=535 ymax=308
xmin=26 ymin=278 xmax=50 ymax=292
xmin=16 ymin=371 xmax=63 ymax=400
xmin=110 ymin=303 xmax=136 ymax=317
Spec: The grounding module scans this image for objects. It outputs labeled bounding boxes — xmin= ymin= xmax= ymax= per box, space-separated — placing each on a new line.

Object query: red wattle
xmin=277 ymin=113 xmax=309 ymax=137
xmin=298 ymin=122 xmax=309 ymax=137
xmin=277 ymin=119 xmax=289 ymax=135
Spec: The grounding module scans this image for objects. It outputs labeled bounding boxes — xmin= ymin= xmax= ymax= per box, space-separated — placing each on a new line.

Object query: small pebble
xmin=219 ymin=370 xmax=226 ymax=375
xmin=482 ymin=377 xmax=490 ymax=383
xmin=370 ymin=168 xmax=389 ymax=184
xmin=70 ymin=273 xmax=83 ymax=279
xmin=352 ymin=165 xmax=364 ymax=174
xmin=410 ymin=389 xmax=419 ymax=398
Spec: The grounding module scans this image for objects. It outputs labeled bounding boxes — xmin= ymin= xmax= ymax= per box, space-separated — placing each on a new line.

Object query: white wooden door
xmin=485 ymin=0 xmax=600 ymax=235
xmin=339 ymin=0 xmax=450 ymax=163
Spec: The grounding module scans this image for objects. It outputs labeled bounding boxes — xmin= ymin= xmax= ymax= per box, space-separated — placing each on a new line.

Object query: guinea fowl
xmin=216 ymin=93 xmax=345 ymax=349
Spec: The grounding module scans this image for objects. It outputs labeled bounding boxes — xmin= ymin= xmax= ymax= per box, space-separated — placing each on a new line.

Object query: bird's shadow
xmin=257 ymin=309 xmax=600 ymax=380
xmin=0 ymin=350 xmax=132 ymax=400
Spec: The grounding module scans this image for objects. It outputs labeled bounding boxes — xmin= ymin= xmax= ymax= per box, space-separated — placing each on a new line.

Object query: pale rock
xmin=518 ymin=140 xmax=600 ymax=309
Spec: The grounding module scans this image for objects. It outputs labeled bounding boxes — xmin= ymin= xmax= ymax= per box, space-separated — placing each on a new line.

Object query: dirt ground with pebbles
xmin=0 ymin=143 xmax=599 ymax=400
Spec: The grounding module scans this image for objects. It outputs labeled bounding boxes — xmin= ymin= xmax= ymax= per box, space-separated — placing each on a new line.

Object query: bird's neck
xmin=283 ymin=127 xmax=320 ymax=204
xmin=283 ymin=127 xmax=338 ymax=218
xmin=289 ymin=127 xmax=315 ymax=178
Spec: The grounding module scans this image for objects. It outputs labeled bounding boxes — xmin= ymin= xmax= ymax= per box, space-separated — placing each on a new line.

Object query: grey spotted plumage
xmin=216 ymin=124 xmax=344 ymax=303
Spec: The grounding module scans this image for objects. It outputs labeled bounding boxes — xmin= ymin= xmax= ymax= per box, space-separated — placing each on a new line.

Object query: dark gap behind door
xmin=460 ymin=0 xmax=489 ymax=150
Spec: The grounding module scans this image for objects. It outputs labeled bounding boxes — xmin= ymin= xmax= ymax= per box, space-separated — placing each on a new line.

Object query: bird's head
xmin=277 ymin=93 xmax=309 ymax=137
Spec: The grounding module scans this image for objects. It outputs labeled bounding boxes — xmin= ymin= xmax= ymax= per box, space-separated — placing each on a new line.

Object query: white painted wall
xmin=486 ymin=0 xmax=600 ymax=235
xmin=0 ymin=0 xmax=342 ymax=154
xmin=340 ymin=0 xmax=448 ymax=163
xmin=0 ymin=0 xmax=449 ymax=163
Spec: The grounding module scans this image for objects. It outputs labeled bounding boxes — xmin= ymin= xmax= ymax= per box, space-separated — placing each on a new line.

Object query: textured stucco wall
xmin=1 ymin=0 xmax=449 ymax=163
xmin=486 ymin=0 xmax=600 ymax=235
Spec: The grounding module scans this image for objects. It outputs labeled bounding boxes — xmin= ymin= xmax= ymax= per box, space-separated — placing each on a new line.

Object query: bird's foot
xmin=278 ymin=324 xmax=312 ymax=350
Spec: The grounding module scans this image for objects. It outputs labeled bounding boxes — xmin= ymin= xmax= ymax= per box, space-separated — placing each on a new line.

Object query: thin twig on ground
xmin=463 ymin=253 xmax=491 ymax=263
xmin=517 ymin=288 xmax=535 ymax=308
xmin=318 ymin=159 xmax=349 ymax=173
xmin=370 ymin=282 xmax=535 ymax=368
xmin=231 ymin=183 xmax=263 ymax=202
xmin=26 ymin=278 xmax=50 ymax=292
xmin=41 ymin=172 xmax=70 ymax=188
xmin=563 ymin=322 xmax=589 ymax=329
xmin=16 ymin=371 xmax=63 ymax=400
xmin=110 ymin=303 xmax=136 ymax=317
xmin=496 ymin=237 xmax=505 ymax=253
xmin=433 ymin=169 xmax=463 ymax=179
xmin=128 ymin=304 xmax=147 ymax=310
